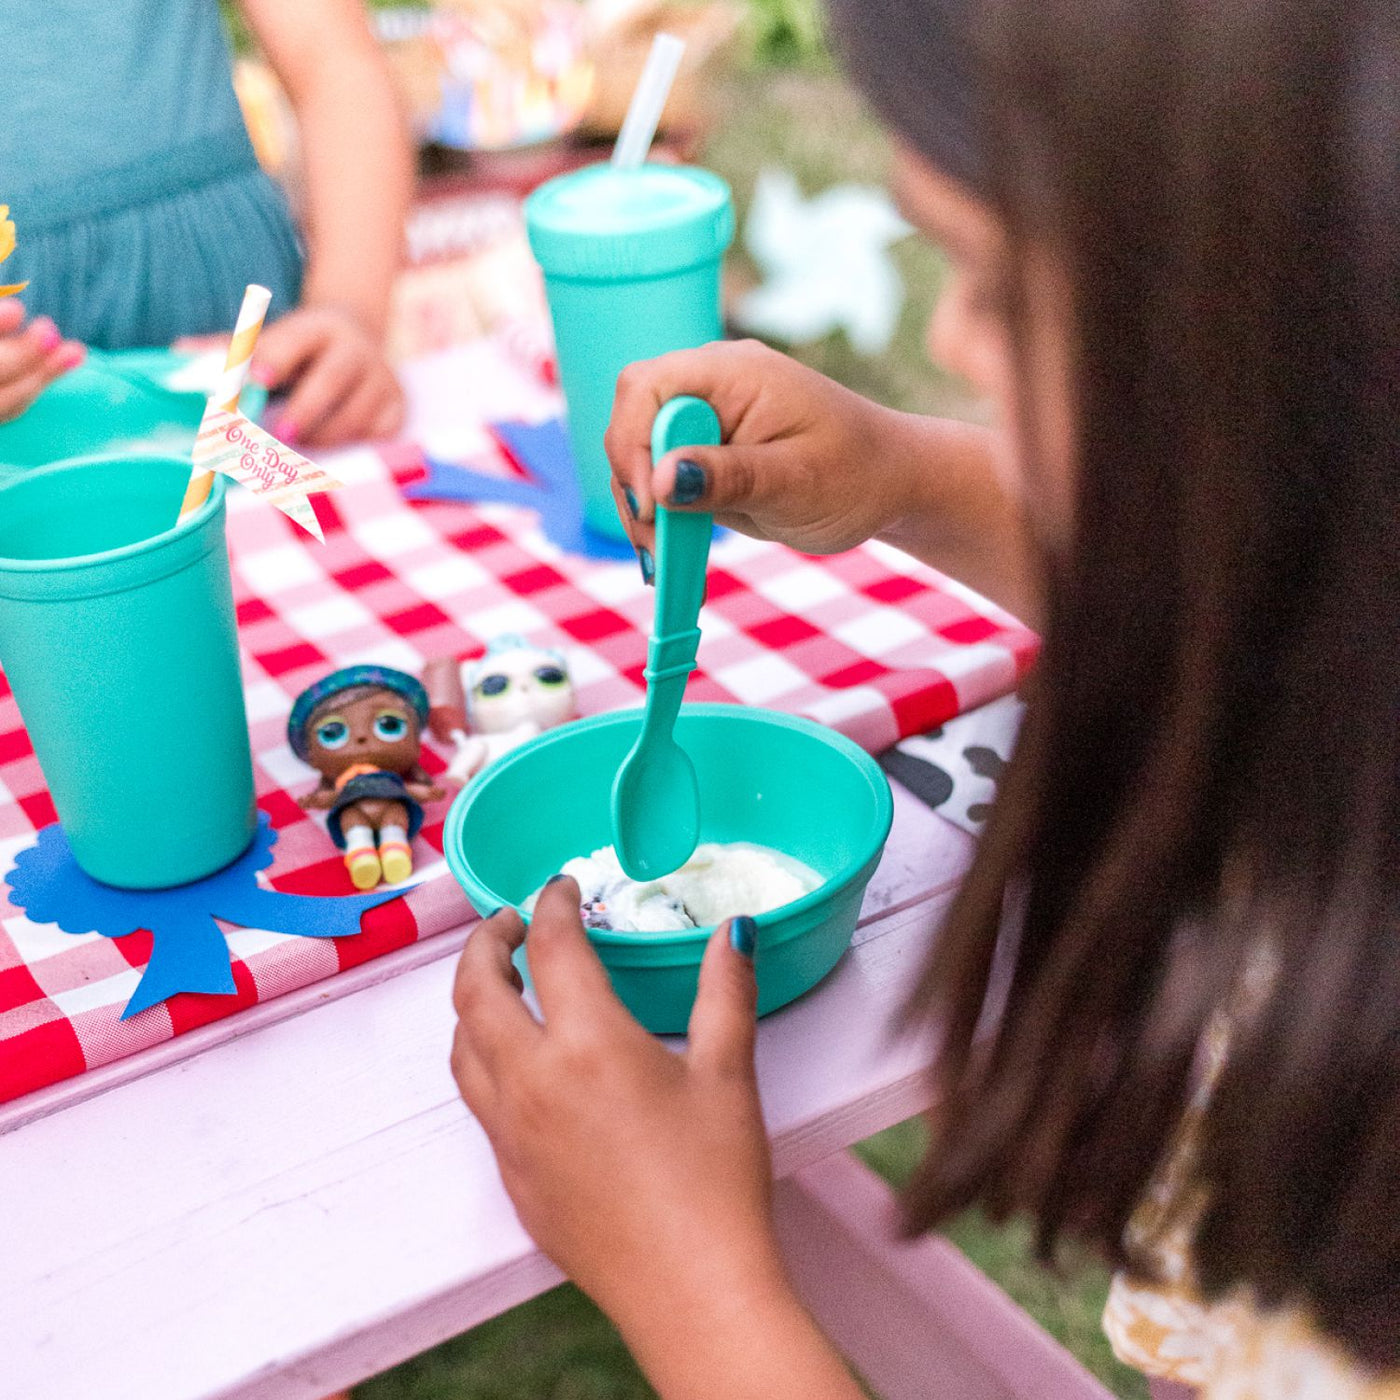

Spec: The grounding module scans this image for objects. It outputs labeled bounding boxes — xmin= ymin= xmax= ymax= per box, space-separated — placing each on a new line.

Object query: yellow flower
xmin=0 ymin=205 xmax=29 ymax=297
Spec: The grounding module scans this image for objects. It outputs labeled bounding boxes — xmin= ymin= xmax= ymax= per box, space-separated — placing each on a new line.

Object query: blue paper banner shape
xmin=408 ymin=417 xmax=636 ymax=562
xmin=6 ymin=815 xmax=400 ymax=1019
xmin=408 ymin=416 xmax=722 ymax=563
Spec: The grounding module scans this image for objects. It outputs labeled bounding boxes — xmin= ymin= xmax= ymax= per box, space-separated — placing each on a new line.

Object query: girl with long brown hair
xmin=448 ymin=2 xmax=1400 ymax=1394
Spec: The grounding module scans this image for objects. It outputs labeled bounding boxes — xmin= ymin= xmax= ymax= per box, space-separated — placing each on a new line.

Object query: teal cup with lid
xmin=525 ymin=162 xmax=734 ymax=540
xmin=0 ymin=454 xmax=256 ymax=888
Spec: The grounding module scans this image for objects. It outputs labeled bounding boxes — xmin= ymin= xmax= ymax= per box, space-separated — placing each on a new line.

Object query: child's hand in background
xmin=0 ymin=299 xmax=85 ymax=423
xmin=451 ymin=880 xmax=784 ymax=1347
xmin=606 ymin=339 xmax=921 ymax=559
xmin=252 ymin=304 xmax=405 ymax=449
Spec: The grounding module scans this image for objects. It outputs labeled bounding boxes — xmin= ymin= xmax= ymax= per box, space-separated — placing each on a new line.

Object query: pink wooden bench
xmin=1 ymin=780 xmax=1113 ymax=1399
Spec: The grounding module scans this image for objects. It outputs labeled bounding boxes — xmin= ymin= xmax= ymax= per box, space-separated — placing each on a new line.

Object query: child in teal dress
xmin=0 ymin=0 xmax=412 ymax=448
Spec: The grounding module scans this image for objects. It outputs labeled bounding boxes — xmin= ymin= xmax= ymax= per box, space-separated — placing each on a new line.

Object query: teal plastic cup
xmin=443 ymin=705 xmax=893 ymax=1033
xmin=525 ymin=163 xmax=734 ymax=541
xmin=0 ymin=455 xmax=256 ymax=888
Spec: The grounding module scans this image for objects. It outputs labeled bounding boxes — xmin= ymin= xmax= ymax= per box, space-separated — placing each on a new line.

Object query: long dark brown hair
xmin=831 ymin=0 xmax=1400 ymax=1370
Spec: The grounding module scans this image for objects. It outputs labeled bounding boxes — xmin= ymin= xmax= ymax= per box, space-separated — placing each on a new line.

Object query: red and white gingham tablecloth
xmin=0 ymin=331 xmax=1036 ymax=1106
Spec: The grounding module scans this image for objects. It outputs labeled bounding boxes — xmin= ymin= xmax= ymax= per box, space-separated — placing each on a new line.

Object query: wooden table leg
xmin=772 ymin=1153 xmax=1114 ymax=1400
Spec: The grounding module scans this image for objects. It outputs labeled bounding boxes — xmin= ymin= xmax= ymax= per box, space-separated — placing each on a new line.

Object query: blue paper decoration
xmin=408 ymin=417 xmax=637 ymax=562
xmin=6 ymin=815 xmax=399 ymax=1020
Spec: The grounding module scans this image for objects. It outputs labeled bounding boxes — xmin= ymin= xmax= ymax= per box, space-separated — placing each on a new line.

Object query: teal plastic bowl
xmin=443 ymin=704 xmax=893 ymax=1032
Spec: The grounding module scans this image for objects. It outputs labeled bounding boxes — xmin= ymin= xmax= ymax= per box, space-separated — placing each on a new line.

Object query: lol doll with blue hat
xmin=289 ymin=665 xmax=445 ymax=889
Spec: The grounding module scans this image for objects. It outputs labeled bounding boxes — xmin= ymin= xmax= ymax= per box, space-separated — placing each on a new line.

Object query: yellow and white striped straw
xmin=177 ymin=282 xmax=271 ymax=524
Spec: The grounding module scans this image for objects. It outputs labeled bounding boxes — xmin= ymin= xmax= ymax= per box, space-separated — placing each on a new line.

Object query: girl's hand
xmin=252 ymin=305 xmax=405 ymax=449
xmin=450 ymin=879 xmax=785 ymax=1339
xmin=607 ymin=339 xmax=1041 ymax=627
xmin=605 ymin=339 xmax=919 ymax=561
xmin=298 ymin=788 xmax=336 ymax=811
xmin=0 ymin=299 xmax=85 ymax=423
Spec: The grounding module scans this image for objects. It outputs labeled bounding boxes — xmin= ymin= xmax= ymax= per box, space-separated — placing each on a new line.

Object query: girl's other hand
xmin=450 ymin=880 xmax=784 ymax=1341
xmin=605 ymin=339 xmax=916 ymax=561
xmin=0 ymin=299 xmax=86 ymax=423
xmin=252 ymin=304 xmax=405 ymax=449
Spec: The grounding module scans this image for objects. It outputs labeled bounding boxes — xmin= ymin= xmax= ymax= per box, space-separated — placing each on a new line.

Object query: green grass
xmin=704 ymin=67 xmax=984 ymax=424
xmin=735 ymin=0 xmax=831 ymax=68
xmin=360 ymin=36 xmax=1148 ymax=1400
xmin=856 ymin=1122 xmax=1149 ymax=1399
xmin=355 ymin=1286 xmax=654 ymax=1400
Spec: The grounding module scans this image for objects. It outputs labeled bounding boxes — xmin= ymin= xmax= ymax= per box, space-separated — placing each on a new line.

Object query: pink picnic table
xmin=0 ymin=776 xmax=1113 ymax=1400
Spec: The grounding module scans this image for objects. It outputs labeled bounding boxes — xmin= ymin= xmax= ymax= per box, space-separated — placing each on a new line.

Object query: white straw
xmin=611 ymin=33 xmax=686 ymax=170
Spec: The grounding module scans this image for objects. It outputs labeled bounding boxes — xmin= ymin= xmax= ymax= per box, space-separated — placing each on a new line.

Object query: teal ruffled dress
xmin=0 ymin=0 xmax=303 ymax=349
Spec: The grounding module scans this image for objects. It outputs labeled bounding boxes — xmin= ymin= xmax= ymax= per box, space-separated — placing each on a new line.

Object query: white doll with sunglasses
xmin=424 ymin=635 xmax=577 ymax=785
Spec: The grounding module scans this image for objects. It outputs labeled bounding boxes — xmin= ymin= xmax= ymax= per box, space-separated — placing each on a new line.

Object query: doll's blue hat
xmin=288 ymin=664 xmax=430 ymax=759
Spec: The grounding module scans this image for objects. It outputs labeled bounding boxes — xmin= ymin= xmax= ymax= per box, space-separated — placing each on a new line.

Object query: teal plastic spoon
xmin=611 ymin=395 xmax=721 ymax=881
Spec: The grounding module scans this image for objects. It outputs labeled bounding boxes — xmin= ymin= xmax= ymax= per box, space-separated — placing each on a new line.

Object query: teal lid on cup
xmin=525 ymin=162 xmax=734 ymax=282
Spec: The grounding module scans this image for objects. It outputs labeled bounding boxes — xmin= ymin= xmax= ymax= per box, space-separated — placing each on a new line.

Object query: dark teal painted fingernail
xmin=670 ymin=459 xmax=706 ymax=505
xmin=729 ymin=916 xmax=757 ymax=959
xmin=638 ymin=546 xmax=655 ymax=586
xmin=623 ymin=486 xmax=640 ymax=519
xmin=546 ymin=873 xmax=570 ymax=886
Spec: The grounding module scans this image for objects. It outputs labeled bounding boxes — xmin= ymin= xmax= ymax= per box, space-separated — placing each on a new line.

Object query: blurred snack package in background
xmin=235 ymin=2 xmax=740 ymax=179
xmin=232 ymin=2 xmax=744 ymax=364
xmin=380 ymin=0 xmax=594 ymax=151
xmin=382 ymin=0 xmax=741 ymax=150
xmin=388 ymin=189 xmax=554 ymax=364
